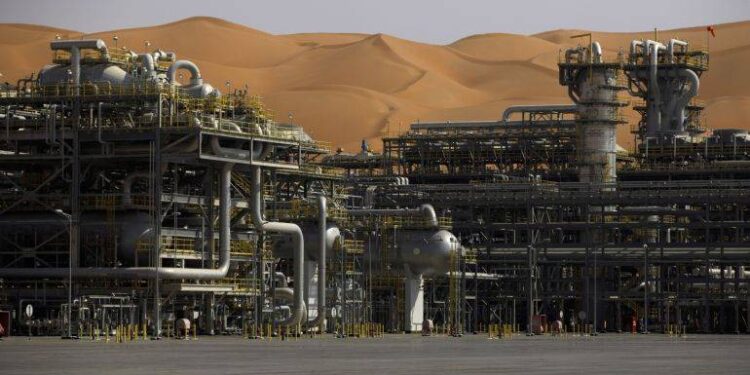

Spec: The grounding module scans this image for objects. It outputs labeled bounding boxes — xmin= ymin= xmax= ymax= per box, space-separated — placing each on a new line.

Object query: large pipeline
xmin=167 ymin=60 xmax=203 ymax=86
xmin=667 ymin=39 xmax=688 ymax=63
xmin=0 ymin=163 xmax=235 ymax=280
xmin=250 ymin=166 xmax=305 ymax=327
xmin=138 ymin=53 xmax=156 ymax=79
xmin=673 ymin=69 xmax=700 ymax=130
xmin=646 ymin=40 xmax=666 ymax=136
xmin=591 ymin=41 xmax=602 ymax=63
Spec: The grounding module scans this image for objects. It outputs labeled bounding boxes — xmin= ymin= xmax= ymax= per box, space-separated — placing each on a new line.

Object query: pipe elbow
xmin=167 ymin=60 xmax=202 ymax=85
xmin=591 ymin=42 xmax=602 ymax=63
xmin=139 ymin=54 xmax=155 ymax=77
xmin=420 ymin=203 xmax=439 ymax=228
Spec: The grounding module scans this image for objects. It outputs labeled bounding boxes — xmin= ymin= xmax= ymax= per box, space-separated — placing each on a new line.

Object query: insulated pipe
xmin=153 ymin=50 xmax=177 ymax=62
xmin=591 ymin=42 xmax=603 ymax=64
xmin=502 ymin=105 xmax=577 ymax=123
xmin=250 ymin=166 xmax=305 ymax=327
xmin=348 ymin=204 xmax=439 ymax=228
xmin=307 ymin=195 xmax=327 ymax=330
xmin=139 ymin=54 xmax=155 ymax=78
xmin=166 ymin=60 xmax=203 ymax=86
xmin=274 ymin=272 xmax=288 ymax=288
xmin=0 ymin=163 xmax=235 ymax=280
xmin=50 ymin=39 xmax=108 ymax=95
xmin=646 ymin=41 xmax=666 ymax=136
xmin=152 ymin=50 xmax=177 ymax=62
xmin=673 ymin=69 xmax=700 ymax=130
xmin=667 ymin=39 xmax=688 ymax=63
xmin=629 ymin=40 xmax=645 ymax=62
xmin=274 ymin=287 xmax=306 ymax=323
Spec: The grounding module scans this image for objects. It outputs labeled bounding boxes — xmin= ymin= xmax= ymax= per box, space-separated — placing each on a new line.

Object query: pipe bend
xmin=167 ymin=60 xmax=202 ymax=85
xmin=265 ymin=221 xmax=305 ymax=327
xmin=139 ymin=54 xmax=155 ymax=78
xmin=420 ymin=204 xmax=439 ymax=228
xmin=250 ymin=166 xmax=305 ymax=327
xmin=667 ymin=39 xmax=688 ymax=63
xmin=591 ymin=42 xmax=602 ymax=64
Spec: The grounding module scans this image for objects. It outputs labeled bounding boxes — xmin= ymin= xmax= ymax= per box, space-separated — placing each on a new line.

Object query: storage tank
xmin=38 ymin=64 xmax=132 ymax=86
xmin=394 ymin=230 xmax=459 ymax=276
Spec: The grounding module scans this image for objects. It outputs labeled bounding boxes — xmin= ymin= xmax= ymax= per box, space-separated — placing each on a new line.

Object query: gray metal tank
xmin=38 ymin=64 xmax=132 ymax=86
xmin=394 ymin=229 xmax=459 ymax=276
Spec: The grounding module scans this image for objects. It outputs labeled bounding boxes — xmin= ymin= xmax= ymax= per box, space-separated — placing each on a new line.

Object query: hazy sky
xmin=1 ymin=0 xmax=748 ymax=44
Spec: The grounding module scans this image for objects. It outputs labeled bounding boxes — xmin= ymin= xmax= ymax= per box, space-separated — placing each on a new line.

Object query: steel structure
xmin=325 ymin=39 xmax=750 ymax=335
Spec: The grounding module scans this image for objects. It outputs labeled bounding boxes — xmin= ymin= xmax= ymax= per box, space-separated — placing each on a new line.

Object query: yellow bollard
xmin=143 ymin=323 xmax=148 ymax=340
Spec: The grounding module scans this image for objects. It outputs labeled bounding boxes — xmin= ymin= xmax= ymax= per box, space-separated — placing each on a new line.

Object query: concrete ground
xmin=0 ymin=333 xmax=748 ymax=374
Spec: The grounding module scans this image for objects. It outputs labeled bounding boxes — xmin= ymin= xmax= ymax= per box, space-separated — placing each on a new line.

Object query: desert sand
xmin=0 ymin=17 xmax=748 ymax=151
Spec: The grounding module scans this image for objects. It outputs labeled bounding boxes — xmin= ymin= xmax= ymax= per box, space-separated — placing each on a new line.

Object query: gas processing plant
xmin=0 ymin=36 xmax=748 ymax=339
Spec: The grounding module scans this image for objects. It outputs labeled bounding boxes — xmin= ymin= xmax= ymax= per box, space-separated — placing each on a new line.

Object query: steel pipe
xmin=0 ymin=163 xmax=235 ymax=280
xmin=250 ymin=166 xmax=305 ymax=327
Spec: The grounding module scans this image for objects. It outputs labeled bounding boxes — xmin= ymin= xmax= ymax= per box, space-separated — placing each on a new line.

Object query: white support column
xmin=405 ymin=272 xmax=424 ymax=333
xmin=305 ymin=260 xmax=319 ymax=323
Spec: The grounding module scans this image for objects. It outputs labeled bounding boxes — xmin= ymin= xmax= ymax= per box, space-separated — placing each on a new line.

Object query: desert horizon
xmin=1 ymin=16 xmax=748 ymax=151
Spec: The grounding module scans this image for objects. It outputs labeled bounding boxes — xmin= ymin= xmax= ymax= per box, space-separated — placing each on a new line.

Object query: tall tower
xmin=559 ymin=42 xmax=628 ymax=185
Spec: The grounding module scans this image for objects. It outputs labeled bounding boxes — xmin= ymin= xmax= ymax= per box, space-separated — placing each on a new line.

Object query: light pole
xmin=55 ymin=209 xmax=73 ymax=339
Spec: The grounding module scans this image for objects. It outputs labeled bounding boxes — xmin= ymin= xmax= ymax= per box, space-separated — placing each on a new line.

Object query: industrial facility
xmin=0 ymin=34 xmax=748 ymax=340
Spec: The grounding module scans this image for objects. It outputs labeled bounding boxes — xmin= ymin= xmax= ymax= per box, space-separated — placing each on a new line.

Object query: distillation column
xmin=559 ymin=42 xmax=627 ymax=185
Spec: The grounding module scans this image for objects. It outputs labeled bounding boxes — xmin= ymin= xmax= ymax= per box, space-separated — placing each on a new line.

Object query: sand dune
xmin=1 ymin=17 xmax=749 ymax=151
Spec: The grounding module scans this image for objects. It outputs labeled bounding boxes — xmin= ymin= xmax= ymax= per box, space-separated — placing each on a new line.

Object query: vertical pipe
xmin=308 ymin=195 xmax=328 ymax=331
xmin=250 ymin=166 xmax=305 ymax=327
xmin=527 ymin=244 xmax=534 ymax=335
